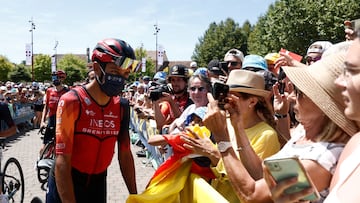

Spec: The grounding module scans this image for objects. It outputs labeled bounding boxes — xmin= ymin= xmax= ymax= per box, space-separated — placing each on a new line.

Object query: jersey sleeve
xmin=55 ymin=91 xmax=80 ymax=155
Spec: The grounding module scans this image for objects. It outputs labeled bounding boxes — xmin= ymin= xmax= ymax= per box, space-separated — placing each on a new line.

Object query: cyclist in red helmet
xmin=40 ymin=70 xmax=69 ymax=151
xmin=46 ymin=38 xmax=139 ymax=203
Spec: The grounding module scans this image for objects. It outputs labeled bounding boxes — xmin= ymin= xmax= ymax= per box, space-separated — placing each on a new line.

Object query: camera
xmin=149 ymin=83 xmax=173 ymax=101
xmin=212 ymin=82 xmax=229 ymax=109
xmin=218 ymin=62 xmax=229 ymax=74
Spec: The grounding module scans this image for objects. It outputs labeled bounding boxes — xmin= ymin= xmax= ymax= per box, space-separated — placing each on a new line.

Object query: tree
xmin=0 ymin=56 xmax=14 ymax=82
xmin=192 ymin=18 xmax=248 ymax=67
xmin=33 ymin=54 xmax=52 ymax=83
xmin=8 ymin=63 xmax=31 ymax=82
xmin=128 ymin=47 xmax=156 ymax=83
xmin=57 ymin=54 xmax=87 ymax=86
xmin=248 ymin=0 xmax=360 ymax=58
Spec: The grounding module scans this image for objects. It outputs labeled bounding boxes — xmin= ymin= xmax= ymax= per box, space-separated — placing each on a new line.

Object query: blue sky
xmin=0 ymin=0 xmax=276 ymax=64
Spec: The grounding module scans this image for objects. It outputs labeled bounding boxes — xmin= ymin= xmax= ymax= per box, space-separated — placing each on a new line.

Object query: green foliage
xmin=33 ymin=54 xmax=52 ymax=82
xmin=248 ymin=0 xmax=360 ymax=58
xmin=57 ymin=54 xmax=87 ymax=86
xmin=192 ymin=18 xmax=249 ymax=67
xmin=9 ymin=63 xmax=31 ymax=82
xmin=0 ymin=56 xmax=14 ymax=82
xmin=128 ymin=47 xmax=156 ymax=83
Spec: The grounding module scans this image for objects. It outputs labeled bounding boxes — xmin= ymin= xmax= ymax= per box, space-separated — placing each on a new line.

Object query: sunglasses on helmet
xmin=104 ymin=51 xmax=142 ymax=72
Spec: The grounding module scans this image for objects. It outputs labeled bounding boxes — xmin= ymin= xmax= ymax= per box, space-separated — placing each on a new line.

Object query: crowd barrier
xmin=12 ymin=102 xmax=34 ymax=125
xmin=129 ymin=106 xmax=164 ymax=169
xmin=1 ymin=102 xmax=34 ymax=132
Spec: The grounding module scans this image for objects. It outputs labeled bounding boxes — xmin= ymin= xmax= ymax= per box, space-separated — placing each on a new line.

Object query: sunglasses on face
xmin=305 ymin=56 xmax=321 ymax=64
xmin=189 ymin=86 xmax=206 ymax=92
xmin=105 ymin=51 xmax=142 ymax=72
xmin=226 ymin=61 xmax=240 ymax=66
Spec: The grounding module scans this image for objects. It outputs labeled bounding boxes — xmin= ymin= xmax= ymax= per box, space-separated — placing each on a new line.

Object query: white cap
xmin=190 ymin=61 xmax=197 ymax=68
xmin=307 ymin=41 xmax=333 ymax=55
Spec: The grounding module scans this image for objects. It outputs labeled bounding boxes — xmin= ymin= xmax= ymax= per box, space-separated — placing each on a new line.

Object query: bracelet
xmin=236 ymin=144 xmax=251 ymax=152
xmin=274 ymin=113 xmax=288 ymax=119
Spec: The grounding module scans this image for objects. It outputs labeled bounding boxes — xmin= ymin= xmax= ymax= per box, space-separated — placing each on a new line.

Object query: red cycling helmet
xmin=92 ymin=38 xmax=136 ymax=63
xmin=56 ymin=70 xmax=67 ymax=79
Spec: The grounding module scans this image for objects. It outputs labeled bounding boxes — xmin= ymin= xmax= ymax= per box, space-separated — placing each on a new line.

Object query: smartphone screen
xmin=264 ymin=157 xmax=320 ymax=202
xmin=212 ymin=82 xmax=229 ymax=109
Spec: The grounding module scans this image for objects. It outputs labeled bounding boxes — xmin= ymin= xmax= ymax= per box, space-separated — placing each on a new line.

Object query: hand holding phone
xmin=212 ymin=82 xmax=229 ymax=109
xmin=264 ymin=156 xmax=320 ymax=202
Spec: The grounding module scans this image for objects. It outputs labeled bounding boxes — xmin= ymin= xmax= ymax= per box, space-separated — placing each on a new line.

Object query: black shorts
xmin=43 ymin=115 xmax=56 ymax=144
xmin=46 ymin=168 xmax=107 ymax=203
xmin=34 ymin=104 xmax=44 ymax=112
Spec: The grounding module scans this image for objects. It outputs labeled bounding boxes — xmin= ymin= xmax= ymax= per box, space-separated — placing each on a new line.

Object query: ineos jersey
xmin=56 ymin=86 xmax=130 ymax=174
xmin=45 ymin=86 xmax=69 ymax=117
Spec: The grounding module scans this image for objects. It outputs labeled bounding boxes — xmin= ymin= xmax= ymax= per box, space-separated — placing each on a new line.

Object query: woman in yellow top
xmin=182 ymin=70 xmax=281 ymax=202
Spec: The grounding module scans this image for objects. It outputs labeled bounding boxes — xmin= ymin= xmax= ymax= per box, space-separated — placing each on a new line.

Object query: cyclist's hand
xmin=38 ymin=126 xmax=46 ymax=135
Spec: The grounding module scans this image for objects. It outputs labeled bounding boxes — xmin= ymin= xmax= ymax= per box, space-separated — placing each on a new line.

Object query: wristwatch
xmin=217 ymin=141 xmax=232 ymax=153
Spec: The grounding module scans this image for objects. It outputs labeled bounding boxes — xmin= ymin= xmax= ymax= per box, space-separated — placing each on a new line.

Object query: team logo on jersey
xmin=85 ymin=109 xmax=96 ymax=116
xmin=58 ymin=100 xmax=65 ymax=107
xmin=104 ymin=111 xmax=118 ymax=119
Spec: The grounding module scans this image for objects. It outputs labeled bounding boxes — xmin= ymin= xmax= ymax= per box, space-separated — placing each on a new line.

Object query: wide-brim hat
xmin=226 ymin=69 xmax=270 ymax=98
xmin=282 ymin=53 xmax=357 ymax=136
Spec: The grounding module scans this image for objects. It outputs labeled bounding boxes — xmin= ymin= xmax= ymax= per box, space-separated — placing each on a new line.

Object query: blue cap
xmin=193 ymin=67 xmax=208 ymax=77
xmin=242 ymin=55 xmax=268 ymax=71
xmin=185 ymin=106 xmax=207 ymax=126
xmin=153 ymin=71 xmax=167 ymax=80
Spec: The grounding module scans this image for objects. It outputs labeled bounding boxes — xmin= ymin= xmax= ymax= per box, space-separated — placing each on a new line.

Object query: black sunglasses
xmin=189 ymin=86 xmax=206 ymax=92
xmin=226 ymin=61 xmax=239 ymax=66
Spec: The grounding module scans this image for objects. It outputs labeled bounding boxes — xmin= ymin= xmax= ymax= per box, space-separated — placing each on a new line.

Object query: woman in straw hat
xmin=201 ymin=49 xmax=357 ymax=202
xmin=269 ymin=32 xmax=360 ymax=203
xmin=182 ymin=69 xmax=281 ymax=202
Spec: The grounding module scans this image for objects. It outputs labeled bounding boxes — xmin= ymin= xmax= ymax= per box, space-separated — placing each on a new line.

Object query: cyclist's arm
xmin=40 ymin=90 xmax=49 ymax=126
xmin=54 ymin=92 xmax=78 ymax=202
xmin=118 ymin=101 xmax=137 ymax=194
xmin=0 ymin=125 xmax=16 ymax=137
xmin=55 ymin=154 xmax=76 ymax=203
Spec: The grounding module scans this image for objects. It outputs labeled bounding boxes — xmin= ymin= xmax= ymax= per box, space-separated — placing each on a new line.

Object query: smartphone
xmin=212 ymin=82 xmax=229 ymax=109
xmin=277 ymin=67 xmax=286 ymax=94
xmin=264 ymin=156 xmax=320 ymax=202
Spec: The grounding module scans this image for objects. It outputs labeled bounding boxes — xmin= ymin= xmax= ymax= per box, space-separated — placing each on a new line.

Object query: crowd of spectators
xmin=1 ymin=19 xmax=359 ymax=203
xmin=124 ymin=20 xmax=360 ymax=203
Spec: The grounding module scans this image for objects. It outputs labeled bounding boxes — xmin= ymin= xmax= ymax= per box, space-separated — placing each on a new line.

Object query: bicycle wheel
xmin=2 ymin=157 xmax=25 ymax=203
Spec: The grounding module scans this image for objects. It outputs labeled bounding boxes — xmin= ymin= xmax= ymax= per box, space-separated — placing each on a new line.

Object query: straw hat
xmin=282 ymin=53 xmax=357 ymax=136
xmin=226 ymin=69 xmax=270 ymax=98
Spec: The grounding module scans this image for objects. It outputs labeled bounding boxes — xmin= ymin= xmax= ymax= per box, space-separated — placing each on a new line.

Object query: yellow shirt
xmin=211 ymin=119 xmax=281 ymax=203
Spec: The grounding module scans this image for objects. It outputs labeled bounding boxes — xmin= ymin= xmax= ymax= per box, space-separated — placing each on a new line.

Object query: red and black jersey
xmin=45 ymin=86 xmax=69 ymax=117
xmin=56 ymin=86 xmax=130 ymax=174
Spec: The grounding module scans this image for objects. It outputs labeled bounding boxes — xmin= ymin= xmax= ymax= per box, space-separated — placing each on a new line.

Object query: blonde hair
xmin=316 ymin=117 xmax=350 ymax=144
